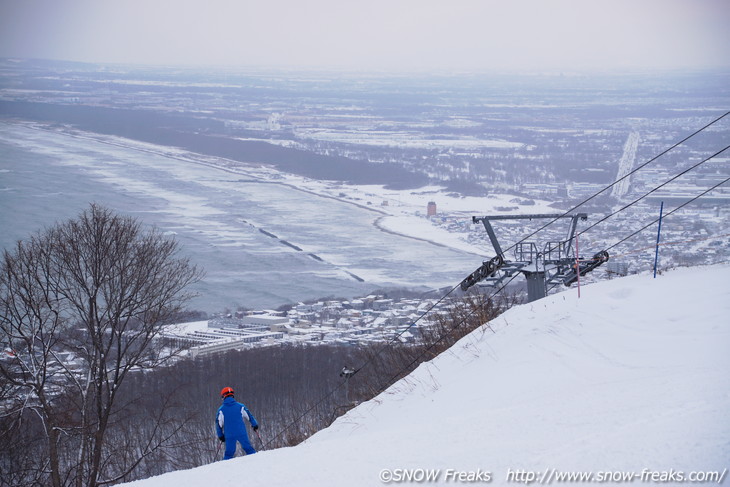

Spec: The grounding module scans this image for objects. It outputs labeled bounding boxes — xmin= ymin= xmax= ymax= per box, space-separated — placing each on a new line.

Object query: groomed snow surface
xmin=124 ymin=265 xmax=729 ymax=486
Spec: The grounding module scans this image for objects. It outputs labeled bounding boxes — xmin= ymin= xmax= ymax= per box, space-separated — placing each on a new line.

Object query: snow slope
xmin=124 ymin=265 xmax=730 ymax=486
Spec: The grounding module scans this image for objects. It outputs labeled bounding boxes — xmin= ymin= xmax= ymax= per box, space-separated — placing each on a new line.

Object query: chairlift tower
xmin=460 ymin=213 xmax=609 ymax=302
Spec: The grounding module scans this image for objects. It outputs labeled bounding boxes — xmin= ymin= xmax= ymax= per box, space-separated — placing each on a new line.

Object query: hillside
xmin=123 ymin=264 xmax=730 ymax=486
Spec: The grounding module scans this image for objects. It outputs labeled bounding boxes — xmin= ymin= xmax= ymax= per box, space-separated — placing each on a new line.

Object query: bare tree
xmin=0 ymin=229 xmax=67 ymax=487
xmin=0 ymin=204 xmax=202 ymax=487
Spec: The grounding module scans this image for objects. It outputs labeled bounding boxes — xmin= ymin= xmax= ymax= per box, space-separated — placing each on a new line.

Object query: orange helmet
xmin=220 ymin=387 xmax=234 ymax=399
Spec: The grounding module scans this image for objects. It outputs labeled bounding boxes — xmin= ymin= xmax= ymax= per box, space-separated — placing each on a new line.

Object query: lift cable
xmin=261 ymin=377 xmax=346 ymax=449
xmin=373 ymin=274 xmax=520 ymax=396
xmin=261 ymin=283 xmax=462 ymax=449
xmin=260 ymin=113 xmax=729 ymax=450
xmin=545 ymin=173 xmax=730 ymax=297
xmin=412 ymin=117 xmax=730 ymax=376
xmin=349 ymin=284 xmax=461 ymax=377
xmin=605 ymin=175 xmax=730 ymax=253
xmin=574 ymin=144 xmax=730 ymax=241
xmin=499 ymin=111 xmax=729 ymax=257
xmin=395 ymin=174 xmax=730 ymax=404
xmin=262 ymin=174 xmax=730 ymax=451
xmin=358 ymin=113 xmax=729 ymax=378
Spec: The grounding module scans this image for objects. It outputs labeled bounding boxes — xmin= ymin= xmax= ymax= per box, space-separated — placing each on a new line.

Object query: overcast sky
xmin=0 ymin=0 xmax=728 ymax=71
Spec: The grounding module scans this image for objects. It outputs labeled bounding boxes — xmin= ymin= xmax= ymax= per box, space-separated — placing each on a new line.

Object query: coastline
xmin=1 ymin=119 xmax=492 ymax=258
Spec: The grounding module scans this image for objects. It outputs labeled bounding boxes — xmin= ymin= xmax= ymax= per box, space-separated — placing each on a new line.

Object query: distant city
xmin=163 ymin=293 xmax=446 ymax=357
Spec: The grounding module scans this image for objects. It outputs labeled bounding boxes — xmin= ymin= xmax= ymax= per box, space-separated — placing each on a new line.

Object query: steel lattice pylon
xmin=461 ymin=213 xmax=609 ymax=302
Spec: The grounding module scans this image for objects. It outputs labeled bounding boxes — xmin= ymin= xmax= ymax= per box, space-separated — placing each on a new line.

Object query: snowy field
xmin=0 ymin=121 xmax=556 ymax=312
xmin=122 ymin=264 xmax=729 ymax=487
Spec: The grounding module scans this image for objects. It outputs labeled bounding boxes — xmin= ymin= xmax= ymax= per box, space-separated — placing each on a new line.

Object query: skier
xmin=215 ymin=386 xmax=259 ymax=460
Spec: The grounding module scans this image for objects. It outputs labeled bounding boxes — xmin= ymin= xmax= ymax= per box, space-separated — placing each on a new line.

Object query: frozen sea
xmin=0 ymin=122 xmax=481 ymax=312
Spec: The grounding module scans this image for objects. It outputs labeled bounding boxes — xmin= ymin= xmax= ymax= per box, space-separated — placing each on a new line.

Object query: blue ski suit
xmin=215 ymin=396 xmax=258 ymax=459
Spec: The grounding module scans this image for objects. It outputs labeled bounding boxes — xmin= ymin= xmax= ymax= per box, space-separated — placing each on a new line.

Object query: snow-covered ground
xmin=123 ymin=264 xmax=730 ymax=486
